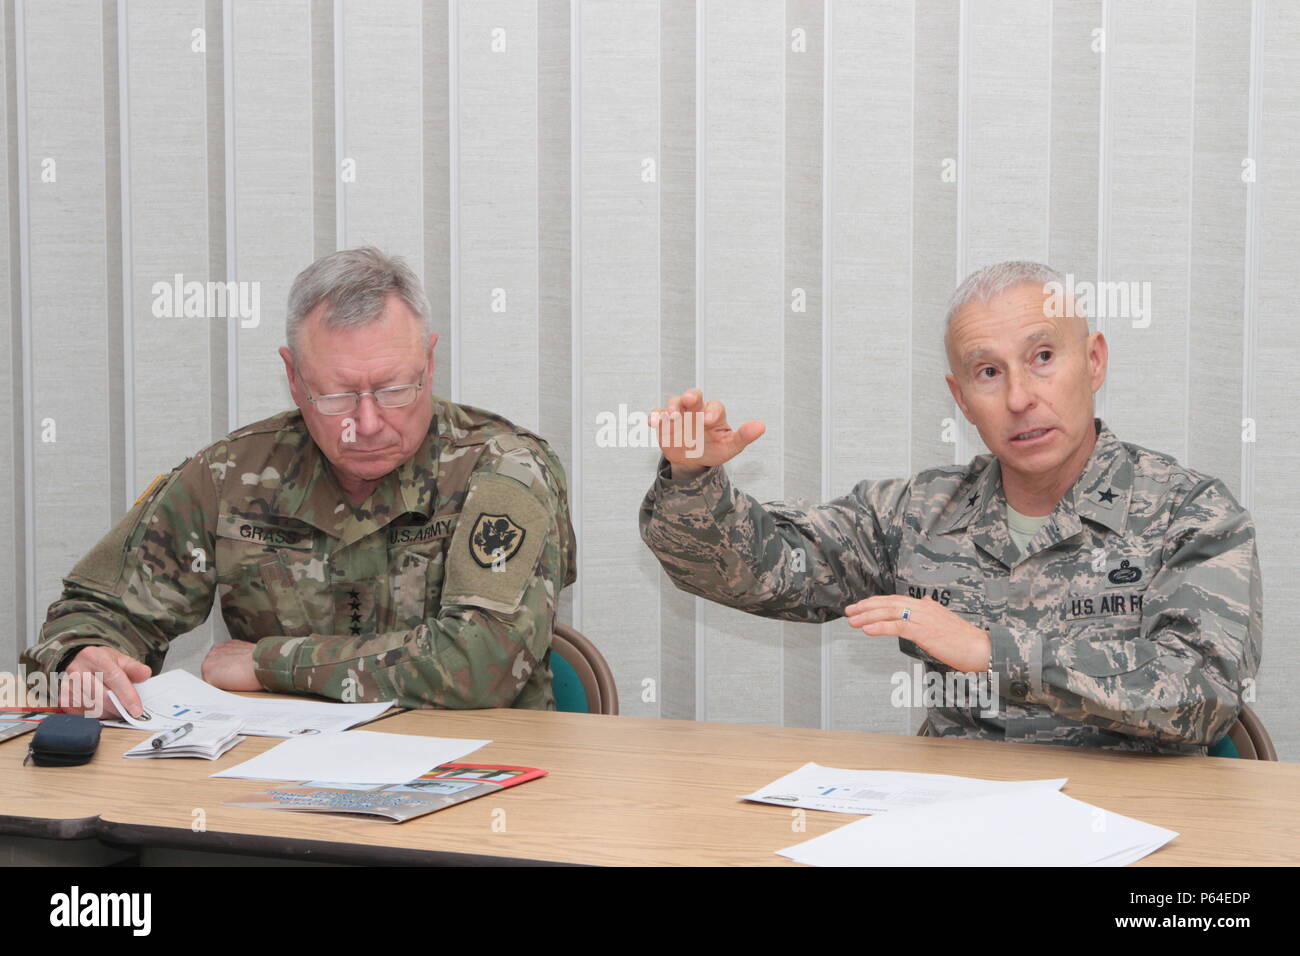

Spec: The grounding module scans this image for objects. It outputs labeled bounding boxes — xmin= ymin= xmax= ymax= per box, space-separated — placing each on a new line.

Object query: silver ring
xmin=901 ymin=607 xmax=911 ymax=622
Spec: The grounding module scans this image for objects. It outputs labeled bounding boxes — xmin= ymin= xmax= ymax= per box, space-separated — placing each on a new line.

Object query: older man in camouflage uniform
xmin=641 ymin=261 xmax=1261 ymax=754
xmin=25 ymin=247 xmax=576 ymax=718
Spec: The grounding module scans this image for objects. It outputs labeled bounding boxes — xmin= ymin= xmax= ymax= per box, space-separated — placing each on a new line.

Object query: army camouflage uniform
xmin=23 ymin=397 xmax=577 ymax=710
xmin=640 ymin=419 xmax=1262 ymax=754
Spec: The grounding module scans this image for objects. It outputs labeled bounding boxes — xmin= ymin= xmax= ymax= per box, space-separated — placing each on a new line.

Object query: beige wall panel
xmin=1097 ymin=1 xmax=1193 ymax=460
xmin=658 ymin=0 xmax=696 ymax=720
xmin=782 ymin=0 xmax=822 ymax=730
xmin=231 ymin=0 xmax=314 ymax=424
xmin=827 ymin=0 xmax=914 ymax=734
xmin=1249 ymin=0 xmax=1300 ymax=760
xmin=340 ymin=0 xmax=423 ymax=274
xmin=25 ymin=1 xmax=116 ymax=634
xmin=700 ymin=0 xmax=784 ymax=724
xmin=454 ymin=0 xmax=539 ymax=431
xmin=576 ymin=0 xmax=660 ymax=716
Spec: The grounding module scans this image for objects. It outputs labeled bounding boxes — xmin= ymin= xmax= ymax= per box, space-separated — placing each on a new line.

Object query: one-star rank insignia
xmin=469 ymin=513 xmax=527 ymax=568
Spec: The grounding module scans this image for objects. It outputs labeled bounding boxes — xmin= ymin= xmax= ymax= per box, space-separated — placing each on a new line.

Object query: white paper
xmin=210 ymin=730 xmax=489 ymax=784
xmin=742 ymin=762 xmax=1068 ymax=814
xmin=778 ymin=788 xmax=1178 ymax=867
xmin=104 ymin=670 xmax=395 ymax=737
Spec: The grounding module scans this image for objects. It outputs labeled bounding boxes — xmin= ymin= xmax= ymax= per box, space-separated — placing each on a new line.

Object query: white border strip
xmin=1044 ymin=0 xmax=1053 ymax=259
xmin=532 ymin=1 xmax=540 ymax=436
xmin=1185 ymin=2 xmax=1197 ymax=463
xmin=118 ymin=0 xmax=134 ymax=502
xmin=654 ymin=0 xmax=662 ymax=701
xmin=223 ymin=0 xmax=238 ymax=429
xmin=778 ymin=0 xmax=786 ymax=729
xmin=15 ymin=0 xmax=34 ymax=648
xmin=693 ymin=0 xmax=707 ymax=721
xmin=333 ymin=0 xmax=346 ymax=251
xmin=448 ymin=0 xmax=461 ymax=402
xmin=953 ymin=0 xmax=970 ymax=466
xmin=1094 ymin=0 xmax=1112 ymax=422
xmin=1240 ymin=0 xmax=1263 ymax=511
xmin=819 ymin=0 xmax=833 ymax=731
xmin=569 ymin=0 xmax=582 ymax=631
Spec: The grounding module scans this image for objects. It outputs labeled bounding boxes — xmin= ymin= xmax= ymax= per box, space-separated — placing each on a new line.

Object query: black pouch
xmin=25 ymin=714 xmax=101 ymax=767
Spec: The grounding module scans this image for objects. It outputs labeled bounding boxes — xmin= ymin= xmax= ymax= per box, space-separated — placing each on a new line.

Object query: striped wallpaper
xmin=0 ymin=0 xmax=1295 ymax=759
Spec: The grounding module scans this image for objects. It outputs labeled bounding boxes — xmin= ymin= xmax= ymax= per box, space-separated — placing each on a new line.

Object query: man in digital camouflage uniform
xmin=640 ymin=261 xmax=1261 ymax=754
xmin=24 ymin=247 xmax=576 ymax=719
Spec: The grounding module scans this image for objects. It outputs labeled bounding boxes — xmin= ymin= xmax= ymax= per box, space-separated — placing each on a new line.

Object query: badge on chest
xmin=387 ymin=514 xmax=458 ymax=546
xmin=1064 ymin=554 xmax=1150 ymax=621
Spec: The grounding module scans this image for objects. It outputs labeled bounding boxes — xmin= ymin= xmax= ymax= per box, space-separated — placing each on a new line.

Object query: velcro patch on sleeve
xmin=442 ymin=473 xmax=548 ymax=614
xmin=71 ymin=469 xmax=183 ymax=590
xmin=494 ymin=452 xmax=537 ymax=490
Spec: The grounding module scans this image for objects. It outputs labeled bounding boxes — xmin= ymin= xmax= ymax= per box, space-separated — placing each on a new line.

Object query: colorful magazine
xmin=0 ymin=710 xmax=53 ymax=745
xmin=224 ymin=763 xmax=547 ymax=823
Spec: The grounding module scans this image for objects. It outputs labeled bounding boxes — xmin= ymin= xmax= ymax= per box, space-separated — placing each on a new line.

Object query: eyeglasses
xmin=305 ymin=382 xmax=424 ymax=415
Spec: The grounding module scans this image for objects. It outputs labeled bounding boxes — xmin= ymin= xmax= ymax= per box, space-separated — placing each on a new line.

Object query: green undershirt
xmin=1006 ymin=502 xmax=1050 ymax=556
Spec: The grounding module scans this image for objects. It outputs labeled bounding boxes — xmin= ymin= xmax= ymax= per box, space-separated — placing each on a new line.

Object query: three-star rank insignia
xmin=348 ymin=588 xmax=363 ymax=635
xmin=469 ymin=512 xmax=527 ymax=568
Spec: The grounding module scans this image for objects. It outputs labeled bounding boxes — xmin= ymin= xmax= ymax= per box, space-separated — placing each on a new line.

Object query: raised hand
xmin=650 ymin=387 xmax=765 ymax=479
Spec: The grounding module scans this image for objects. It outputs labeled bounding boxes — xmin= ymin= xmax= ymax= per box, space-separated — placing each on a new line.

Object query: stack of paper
xmin=742 ymin=762 xmax=1067 ymax=814
xmin=125 ymin=719 xmax=245 ymax=760
xmin=210 ymin=730 xmax=490 ymax=784
xmin=778 ymin=788 xmax=1178 ymax=866
xmin=103 ymin=671 xmax=396 ymax=737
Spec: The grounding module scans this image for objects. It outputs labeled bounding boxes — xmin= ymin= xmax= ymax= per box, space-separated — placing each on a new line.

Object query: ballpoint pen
xmin=150 ymin=722 xmax=194 ymax=750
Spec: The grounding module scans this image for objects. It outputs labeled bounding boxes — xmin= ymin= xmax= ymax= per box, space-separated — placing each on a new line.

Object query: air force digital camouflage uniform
xmin=23 ymin=398 xmax=576 ymax=710
xmin=640 ymin=419 xmax=1262 ymax=754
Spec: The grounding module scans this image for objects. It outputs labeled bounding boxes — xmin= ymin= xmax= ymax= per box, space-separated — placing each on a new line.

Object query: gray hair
xmin=285 ymin=246 xmax=432 ymax=357
xmin=943 ymin=260 xmax=1075 ymax=336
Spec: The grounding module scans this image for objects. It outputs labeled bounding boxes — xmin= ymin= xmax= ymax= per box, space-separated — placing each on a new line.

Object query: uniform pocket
xmin=1065 ymin=634 xmax=1159 ymax=677
xmin=214 ymin=514 xmax=326 ymax=639
xmin=388 ymin=549 xmax=430 ymax=629
xmin=259 ymin=555 xmax=316 ymax=637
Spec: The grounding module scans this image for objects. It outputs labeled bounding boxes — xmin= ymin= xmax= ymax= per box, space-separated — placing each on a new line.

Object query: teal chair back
xmin=548 ymin=623 xmax=619 ymax=715
xmin=1207 ymin=735 xmax=1240 ymax=758
xmin=550 ymin=650 xmax=590 ymax=713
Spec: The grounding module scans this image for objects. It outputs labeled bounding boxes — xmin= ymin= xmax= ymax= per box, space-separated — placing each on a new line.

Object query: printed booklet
xmin=225 ymin=763 xmax=546 ymax=823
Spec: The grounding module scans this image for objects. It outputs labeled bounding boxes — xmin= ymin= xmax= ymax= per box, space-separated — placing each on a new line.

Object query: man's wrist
xmin=54 ymin=642 xmax=108 ymax=674
xmin=668 ymin=461 xmax=709 ymax=481
xmin=251 ymin=636 xmax=301 ymax=693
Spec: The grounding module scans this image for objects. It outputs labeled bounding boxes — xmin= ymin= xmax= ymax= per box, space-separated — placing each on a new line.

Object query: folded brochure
xmin=124 ymin=718 xmax=245 ymax=760
xmin=224 ymin=763 xmax=547 ymax=823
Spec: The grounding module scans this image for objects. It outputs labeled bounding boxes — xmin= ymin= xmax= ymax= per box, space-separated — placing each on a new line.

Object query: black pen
xmin=151 ymin=723 xmax=194 ymax=750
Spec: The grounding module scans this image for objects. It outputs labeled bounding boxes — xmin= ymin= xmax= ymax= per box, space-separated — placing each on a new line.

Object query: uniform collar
xmin=270 ymin=402 xmax=442 ymax=546
xmin=941 ymin=418 xmax=1131 ymax=567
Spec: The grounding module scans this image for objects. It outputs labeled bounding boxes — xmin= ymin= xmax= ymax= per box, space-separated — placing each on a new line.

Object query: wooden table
xmin=2 ymin=707 xmax=1298 ymax=865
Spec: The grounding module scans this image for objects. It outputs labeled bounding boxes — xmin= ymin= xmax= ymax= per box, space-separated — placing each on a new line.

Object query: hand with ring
xmin=844 ymin=594 xmax=991 ymax=673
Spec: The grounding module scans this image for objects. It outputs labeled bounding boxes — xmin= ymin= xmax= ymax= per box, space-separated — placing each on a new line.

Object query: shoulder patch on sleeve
xmin=71 ymin=465 xmax=185 ymax=590
xmin=494 ymin=451 xmax=538 ymax=490
xmin=134 ymin=473 xmax=167 ymax=507
xmin=442 ymin=472 xmax=548 ymax=614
